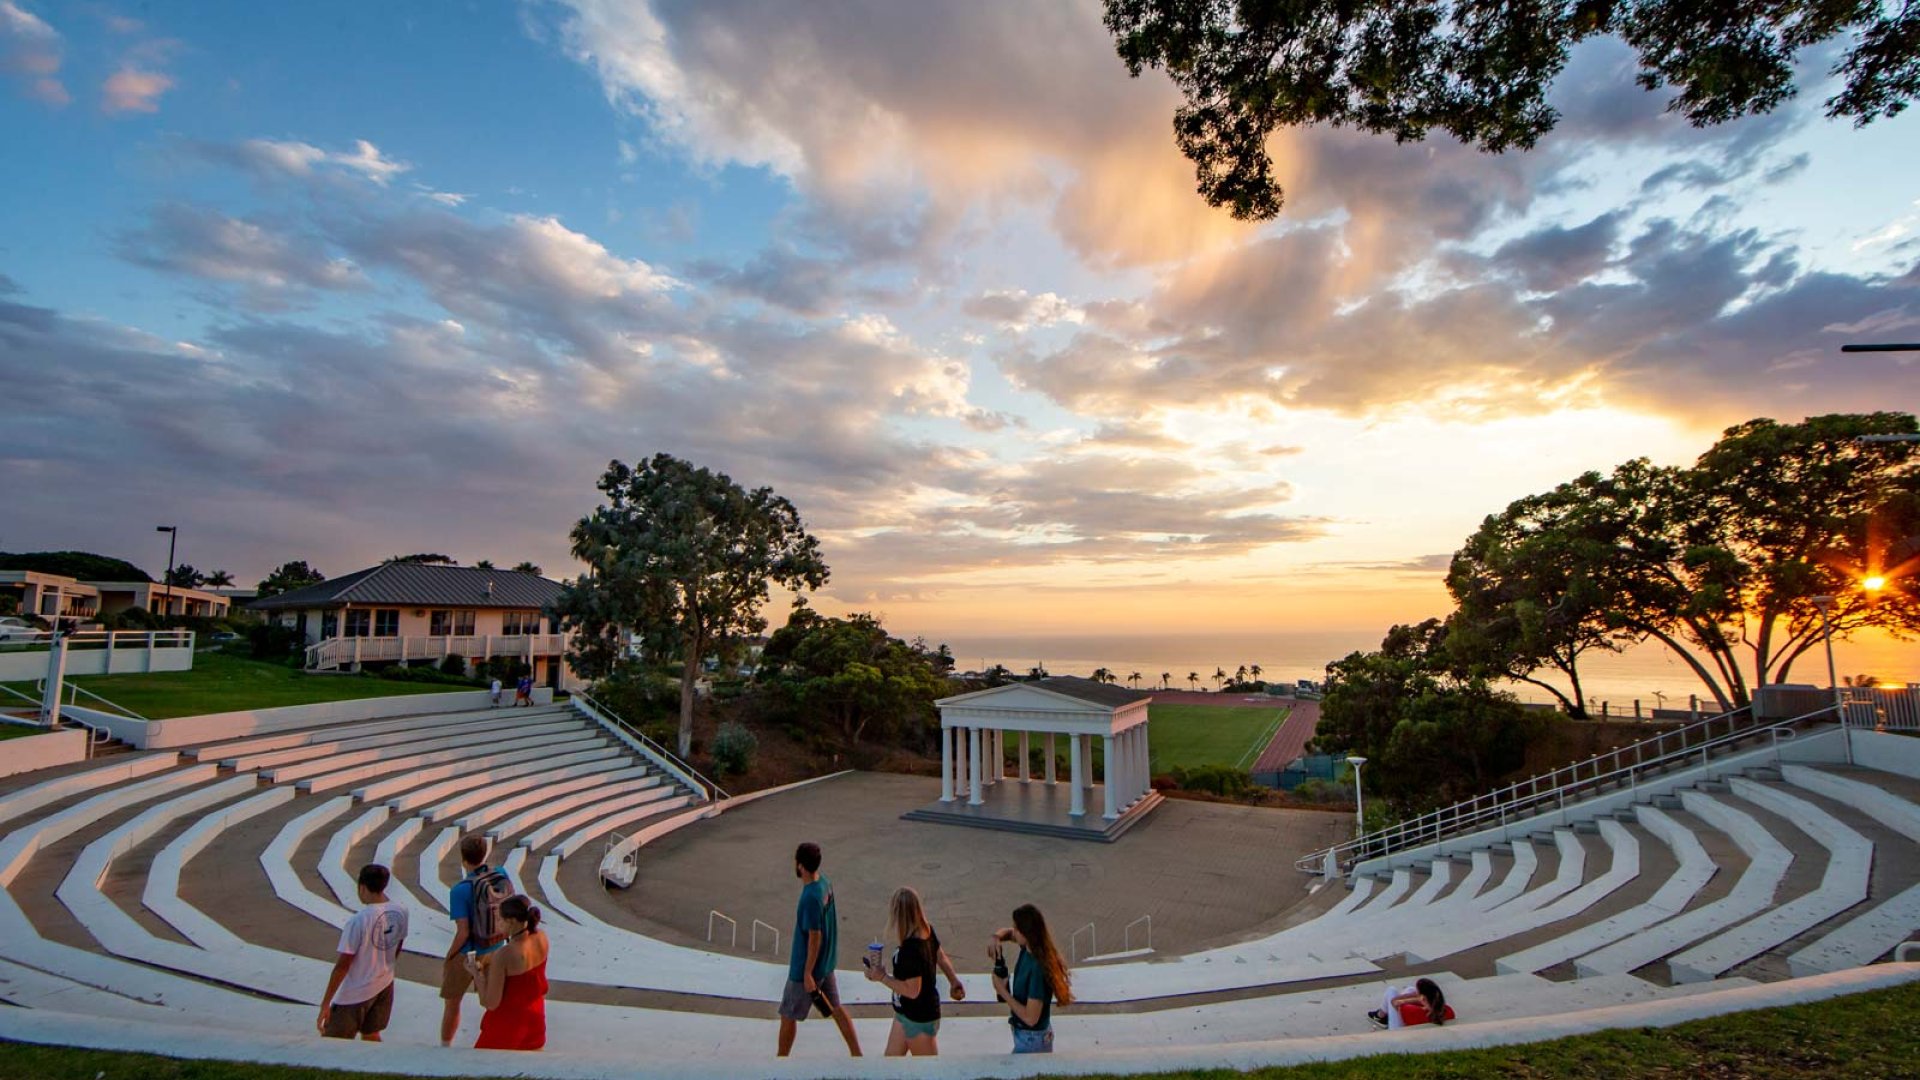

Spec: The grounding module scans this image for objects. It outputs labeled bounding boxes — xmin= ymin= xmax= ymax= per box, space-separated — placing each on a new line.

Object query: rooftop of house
xmin=248 ymin=563 xmax=564 ymax=611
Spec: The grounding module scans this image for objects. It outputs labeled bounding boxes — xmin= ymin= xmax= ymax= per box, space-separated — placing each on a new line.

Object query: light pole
xmin=156 ymin=525 xmax=177 ymax=619
xmin=1810 ymin=595 xmax=1840 ymax=713
xmin=1346 ymin=755 xmax=1368 ymax=838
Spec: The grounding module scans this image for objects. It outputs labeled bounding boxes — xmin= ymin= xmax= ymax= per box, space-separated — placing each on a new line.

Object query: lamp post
xmin=1346 ymin=755 xmax=1368 ymax=838
xmin=156 ymin=525 xmax=177 ymax=619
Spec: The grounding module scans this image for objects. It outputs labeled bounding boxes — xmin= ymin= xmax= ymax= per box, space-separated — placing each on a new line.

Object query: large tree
xmin=756 ymin=608 xmax=950 ymax=746
xmin=1105 ymin=0 xmax=1920 ymax=220
xmin=1446 ymin=413 xmax=1919 ymax=712
xmin=255 ymin=560 xmax=324 ymax=599
xmin=553 ymin=455 xmax=829 ymax=756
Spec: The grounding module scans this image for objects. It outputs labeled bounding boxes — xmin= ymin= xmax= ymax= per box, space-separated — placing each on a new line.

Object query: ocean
xmin=938 ymin=631 xmax=1918 ymax=713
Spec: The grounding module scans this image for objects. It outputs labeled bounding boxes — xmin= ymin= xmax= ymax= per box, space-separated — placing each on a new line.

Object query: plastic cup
xmin=866 ymin=941 xmax=885 ymax=970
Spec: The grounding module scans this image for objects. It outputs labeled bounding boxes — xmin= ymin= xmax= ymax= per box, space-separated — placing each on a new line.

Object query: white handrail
xmin=1300 ymin=700 xmax=1841 ymax=876
xmin=751 ymin=918 xmax=780 ymax=956
xmin=574 ymin=692 xmax=729 ymax=801
xmin=1069 ymin=922 xmax=1096 ymax=963
xmin=1124 ymin=914 xmax=1152 ymax=953
xmin=1897 ymin=941 xmax=1919 ymax=963
xmin=707 ymin=910 xmax=737 ymax=948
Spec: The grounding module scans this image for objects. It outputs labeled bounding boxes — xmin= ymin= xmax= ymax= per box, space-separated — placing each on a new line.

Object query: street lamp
xmin=1346 ymin=755 xmax=1368 ymax=837
xmin=156 ymin=525 xmax=177 ymax=619
xmin=1810 ymin=595 xmax=1840 ymax=711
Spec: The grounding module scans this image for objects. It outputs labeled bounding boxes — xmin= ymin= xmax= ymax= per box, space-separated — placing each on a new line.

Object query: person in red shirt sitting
xmin=1367 ymin=977 xmax=1452 ymax=1029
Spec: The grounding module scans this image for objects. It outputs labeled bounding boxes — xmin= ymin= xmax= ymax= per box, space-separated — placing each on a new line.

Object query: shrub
xmin=112 ymin=606 xmax=165 ymax=631
xmin=438 ymin=654 xmax=467 ymax=678
xmin=248 ymin=622 xmax=303 ymax=660
xmin=710 ymin=721 xmax=758 ymax=776
xmin=1150 ymin=773 xmax=1179 ymax=792
xmin=1169 ymin=764 xmax=1256 ymax=798
xmin=1291 ymin=779 xmax=1354 ymax=804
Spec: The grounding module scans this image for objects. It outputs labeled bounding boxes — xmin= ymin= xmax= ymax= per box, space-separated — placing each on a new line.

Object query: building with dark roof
xmin=250 ymin=563 xmax=575 ymax=687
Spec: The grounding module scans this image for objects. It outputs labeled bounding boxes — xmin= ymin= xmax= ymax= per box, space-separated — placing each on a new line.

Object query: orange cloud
xmin=102 ymin=66 xmax=172 ymax=113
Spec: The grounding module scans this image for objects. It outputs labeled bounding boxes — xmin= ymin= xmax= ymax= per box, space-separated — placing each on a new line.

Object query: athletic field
xmin=1146 ymin=701 xmax=1291 ymax=773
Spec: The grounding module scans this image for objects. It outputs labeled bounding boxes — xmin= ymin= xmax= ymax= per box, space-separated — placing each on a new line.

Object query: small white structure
xmin=908 ymin=676 xmax=1161 ymax=841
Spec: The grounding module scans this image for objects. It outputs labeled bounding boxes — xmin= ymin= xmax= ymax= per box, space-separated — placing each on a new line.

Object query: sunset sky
xmin=4 ymin=2 xmax=1919 ymax=643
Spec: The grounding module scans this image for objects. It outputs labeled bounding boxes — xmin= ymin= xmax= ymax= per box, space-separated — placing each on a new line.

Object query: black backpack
xmin=466 ymin=868 xmax=512 ymax=943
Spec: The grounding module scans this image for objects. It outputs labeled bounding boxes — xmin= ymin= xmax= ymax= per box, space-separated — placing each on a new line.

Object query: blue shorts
xmin=894 ymin=1012 xmax=939 ymax=1040
xmin=1012 ymin=1027 xmax=1053 ymax=1053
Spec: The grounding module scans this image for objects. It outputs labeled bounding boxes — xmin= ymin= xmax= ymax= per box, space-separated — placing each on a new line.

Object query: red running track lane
xmin=1251 ymin=700 xmax=1320 ymax=774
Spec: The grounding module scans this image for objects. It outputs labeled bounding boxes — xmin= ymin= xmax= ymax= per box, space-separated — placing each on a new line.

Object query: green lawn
xmin=1147 ymin=702 xmax=1289 ymax=772
xmin=0 ymin=978 xmax=1912 ymax=1078
xmin=0 ymin=652 xmax=463 ymax=720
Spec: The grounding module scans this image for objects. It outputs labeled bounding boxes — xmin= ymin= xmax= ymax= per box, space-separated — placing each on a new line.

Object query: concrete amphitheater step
xmin=219 ymin=708 xmax=577 ymax=771
xmin=1778 ymin=765 xmax=1920 ymax=975
xmin=192 ymin=704 xmax=572 ymax=762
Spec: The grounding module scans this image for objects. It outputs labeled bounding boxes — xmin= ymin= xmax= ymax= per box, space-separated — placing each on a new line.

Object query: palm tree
xmin=474 ymin=559 xmax=496 ymax=570
xmin=1213 ymin=666 xmax=1226 ymax=690
xmin=1250 ymin=663 xmax=1263 ymax=684
xmin=511 ymin=561 xmax=543 ymax=575
xmin=1160 ymin=672 xmax=1172 ymax=690
xmin=1091 ymin=667 xmax=1114 ymax=684
xmin=1235 ymin=664 xmax=1249 ymax=686
xmin=202 ymin=569 xmax=235 ymax=588
xmin=1128 ymin=671 xmax=1142 ymax=689
xmin=1186 ymin=671 xmax=1200 ymax=691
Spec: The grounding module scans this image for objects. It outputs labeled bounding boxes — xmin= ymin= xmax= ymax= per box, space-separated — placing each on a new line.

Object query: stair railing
xmin=573 ymin=691 xmax=730 ymax=802
xmin=1298 ymin=700 xmax=1846 ymax=876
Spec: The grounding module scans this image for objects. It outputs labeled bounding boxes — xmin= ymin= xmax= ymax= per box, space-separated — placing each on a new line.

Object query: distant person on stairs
xmin=441 ymin=834 xmax=514 ymax=1046
xmin=776 ymin=841 xmax=862 ymax=1058
xmin=515 ymin=674 xmax=534 ymax=707
xmin=318 ymin=863 xmax=408 ymax=1041
xmin=490 ymin=676 xmax=503 ymax=707
xmin=1368 ymin=977 xmax=1452 ymax=1029
xmin=473 ymin=894 xmax=549 ymax=1051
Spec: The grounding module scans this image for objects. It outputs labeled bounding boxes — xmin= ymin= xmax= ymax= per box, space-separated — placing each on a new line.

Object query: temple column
xmin=1102 ymin=734 xmax=1120 ymax=820
xmin=968 ymin=727 xmax=984 ymax=805
xmin=1045 ymin=733 xmax=1056 ymax=784
xmin=940 ymin=724 xmax=954 ymax=802
xmin=1068 ymin=735 xmax=1085 ymax=816
xmin=1019 ymin=731 xmax=1030 ymax=782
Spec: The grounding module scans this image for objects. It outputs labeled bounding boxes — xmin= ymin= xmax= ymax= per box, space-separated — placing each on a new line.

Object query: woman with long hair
xmin=862 ymin=887 xmax=944 ymax=1056
xmin=989 ymin=903 xmax=1072 ymax=1054
xmin=471 ymin=894 xmax=549 ymax=1050
xmin=1368 ymin=976 xmax=1449 ymax=1030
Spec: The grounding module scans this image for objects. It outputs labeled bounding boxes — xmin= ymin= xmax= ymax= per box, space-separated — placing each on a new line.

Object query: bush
xmin=710 ymin=721 xmax=758 ymax=776
xmin=1169 ymin=764 xmax=1256 ymax=798
xmin=374 ymin=664 xmax=477 ymax=685
xmin=1291 ymin=778 xmax=1355 ymax=804
xmin=111 ymin=606 xmax=165 ymax=631
xmin=248 ymin=622 xmax=303 ymax=660
xmin=438 ymin=654 xmax=467 ymax=678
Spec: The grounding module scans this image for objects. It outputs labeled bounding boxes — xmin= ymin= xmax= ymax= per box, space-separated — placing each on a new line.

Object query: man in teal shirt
xmin=775 ymin=842 xmax=861 ymax=1057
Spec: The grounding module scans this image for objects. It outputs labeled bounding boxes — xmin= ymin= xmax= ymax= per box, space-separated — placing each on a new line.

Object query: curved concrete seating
xmin=192 ymin=704 xmax=571 ymax=762
xmin=459 ymin=766 xmax=657 ymax=835
xmin=1567 ymin=795 xmax=1784 ymax=976
xmin=0 ymin=752 xmax=178 ymax=828
xmin=1781 ymin=765 xmax=1920 ymax=974
xmin=1667 ymin=778 xmax=1873 ymax=983
xmin=388 ymin=745 xmax=622 ymax=813
xmin=518 ymin=787 xmax=688 ymax=850
xmin=265 ymin=718 xmax=591 ymax=790
xmin=145 ymin=787 xmax=296 ymax=950
xmin=222 ymin=710 xmax=574 ymax=772
xmin=424 ymin=755 xmax=634 ymax=822
xmin=320 ymin=803 xmax=393 ymax=908
xmin=556 ymin=793 xmax=697 ymax=858
xmin=353 ymin=737 xmax=614 ymax=803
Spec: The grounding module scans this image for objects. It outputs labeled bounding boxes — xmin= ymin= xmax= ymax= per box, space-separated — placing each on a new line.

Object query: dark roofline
xmin=248 ymin=563 xmax=560 ymax=611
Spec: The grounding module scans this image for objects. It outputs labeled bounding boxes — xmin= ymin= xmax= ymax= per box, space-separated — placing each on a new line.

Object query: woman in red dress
xmin=472 ymin=895 xmax=549 ymax=1050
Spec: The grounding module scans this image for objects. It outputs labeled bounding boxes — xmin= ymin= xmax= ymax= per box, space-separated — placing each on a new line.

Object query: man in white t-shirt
xmin=319 ymin=863 xmax=409 ymax=1040
xmin=490 ymin=677 xmax=503 ymax=707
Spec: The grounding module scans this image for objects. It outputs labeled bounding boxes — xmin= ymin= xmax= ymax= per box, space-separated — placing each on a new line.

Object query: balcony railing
xmin=306 ymin=633 xmax=567 ymax=671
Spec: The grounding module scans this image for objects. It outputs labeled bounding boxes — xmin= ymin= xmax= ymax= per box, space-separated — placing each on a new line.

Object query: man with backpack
xmin=440 ymin=834 xmax=513 ymax=1046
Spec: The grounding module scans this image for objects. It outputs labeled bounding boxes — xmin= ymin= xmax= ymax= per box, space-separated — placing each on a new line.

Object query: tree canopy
xmin=255 ymin=560 xmax=325 ymax=599
xmin=755 ymin=608 xmax=951 ymax=747
xmin=382 ymin=553 xmax=458 ymax=565
xmin=1446 ymin=413 xmax=1919 ymax=712
xmin=552 ymin=454 xmax=829 ymax=756
xmin=0 ymin=550 xmax=150 ymax=582
xmin=1104 ymin=0 xmax=1920 ymax=220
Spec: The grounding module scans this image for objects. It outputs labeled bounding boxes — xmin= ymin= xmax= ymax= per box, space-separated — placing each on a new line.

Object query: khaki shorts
xmin=323 ymin=982 xmax=393 ymax=1038
xmin=441 ymin=953 xmax=474 ymax=1000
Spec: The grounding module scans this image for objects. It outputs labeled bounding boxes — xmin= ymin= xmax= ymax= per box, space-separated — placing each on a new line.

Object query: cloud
xmin=0 ymin=0 xmax=67 ymax=105
xmin=961 ymin=289 xmax=1084 ymax=331
xmin=192 ymin=138 xmax=411 ymax=185
xmin=101 ymin=65 xmax=171 ymax=113
xmin=115 ymin=203 xmax=369 ymax=307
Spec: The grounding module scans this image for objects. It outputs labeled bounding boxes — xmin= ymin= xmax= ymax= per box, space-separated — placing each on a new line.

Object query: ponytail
xmin=501 ymin=893 xmax=542 ymax=933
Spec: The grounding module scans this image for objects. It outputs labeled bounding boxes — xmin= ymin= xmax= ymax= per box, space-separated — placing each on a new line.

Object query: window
xmin=373 ymin=609 xmax=400 ymax=637
xmin=343 ymin=610 xmax=370 ymax=638
xmin=502 ymin=611 xmax=538 ymax=635
xmin=454 ymin=610 xmax=476 ymax=636
xmin=430 ymin=610 xmax=452 ymax=636
xmin=321 ymin=612 xmax=338 ymax=639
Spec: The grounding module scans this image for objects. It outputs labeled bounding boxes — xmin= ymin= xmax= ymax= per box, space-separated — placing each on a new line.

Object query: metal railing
xmin=306 ymin=633 xmax=567 ymax=671
xmin=1296 ymin=699 xmax=1849 ymax=876
xmin=1124 ymin=914 xmax=1153 ymax=953
xmin=574 ymin=691 xmax=730 ymax=802
xmin=751 ymin=919 xmax=781 ymax=956
xmin=0 ymin=628 xmax=195 ymax=652
xmin=1069 ymin=922 xmax=1096 ymax=963
xmin=707 ymin=910 xmax=737 ymax=948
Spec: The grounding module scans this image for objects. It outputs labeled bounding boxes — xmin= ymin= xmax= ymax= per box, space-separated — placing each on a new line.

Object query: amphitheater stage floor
xmin=901 ymin=779 xmax=1164 ymax=841
xmin=574 ymin=770 xmax=1350 ymax=971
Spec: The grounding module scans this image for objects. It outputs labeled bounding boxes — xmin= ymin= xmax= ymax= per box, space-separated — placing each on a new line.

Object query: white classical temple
xmin=904 ymin=676 xmax=1162 ymax=841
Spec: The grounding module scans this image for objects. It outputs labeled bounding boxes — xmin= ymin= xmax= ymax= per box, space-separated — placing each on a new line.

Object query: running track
xmin=1145 ymin=692 xmax=1321 ymax=773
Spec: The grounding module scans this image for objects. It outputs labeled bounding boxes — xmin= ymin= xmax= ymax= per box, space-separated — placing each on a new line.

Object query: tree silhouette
xmin=202 ymin=569 xmax=235 ymax=588
xmin=1160 ymin=671 xmax=1172 ymax=689
xmin=1213 ymin=666 xmax=1226 ymax=690
xmin=1128 ymin=671 xmax=1142 ymax=689
xmin=1187 ymin=671 xmax=1200 ymax=691
xmin=1091 ymin=667 xmax=1115 ymax=684
xmin=1250 ymin=663 xmax=1263 ymax=683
